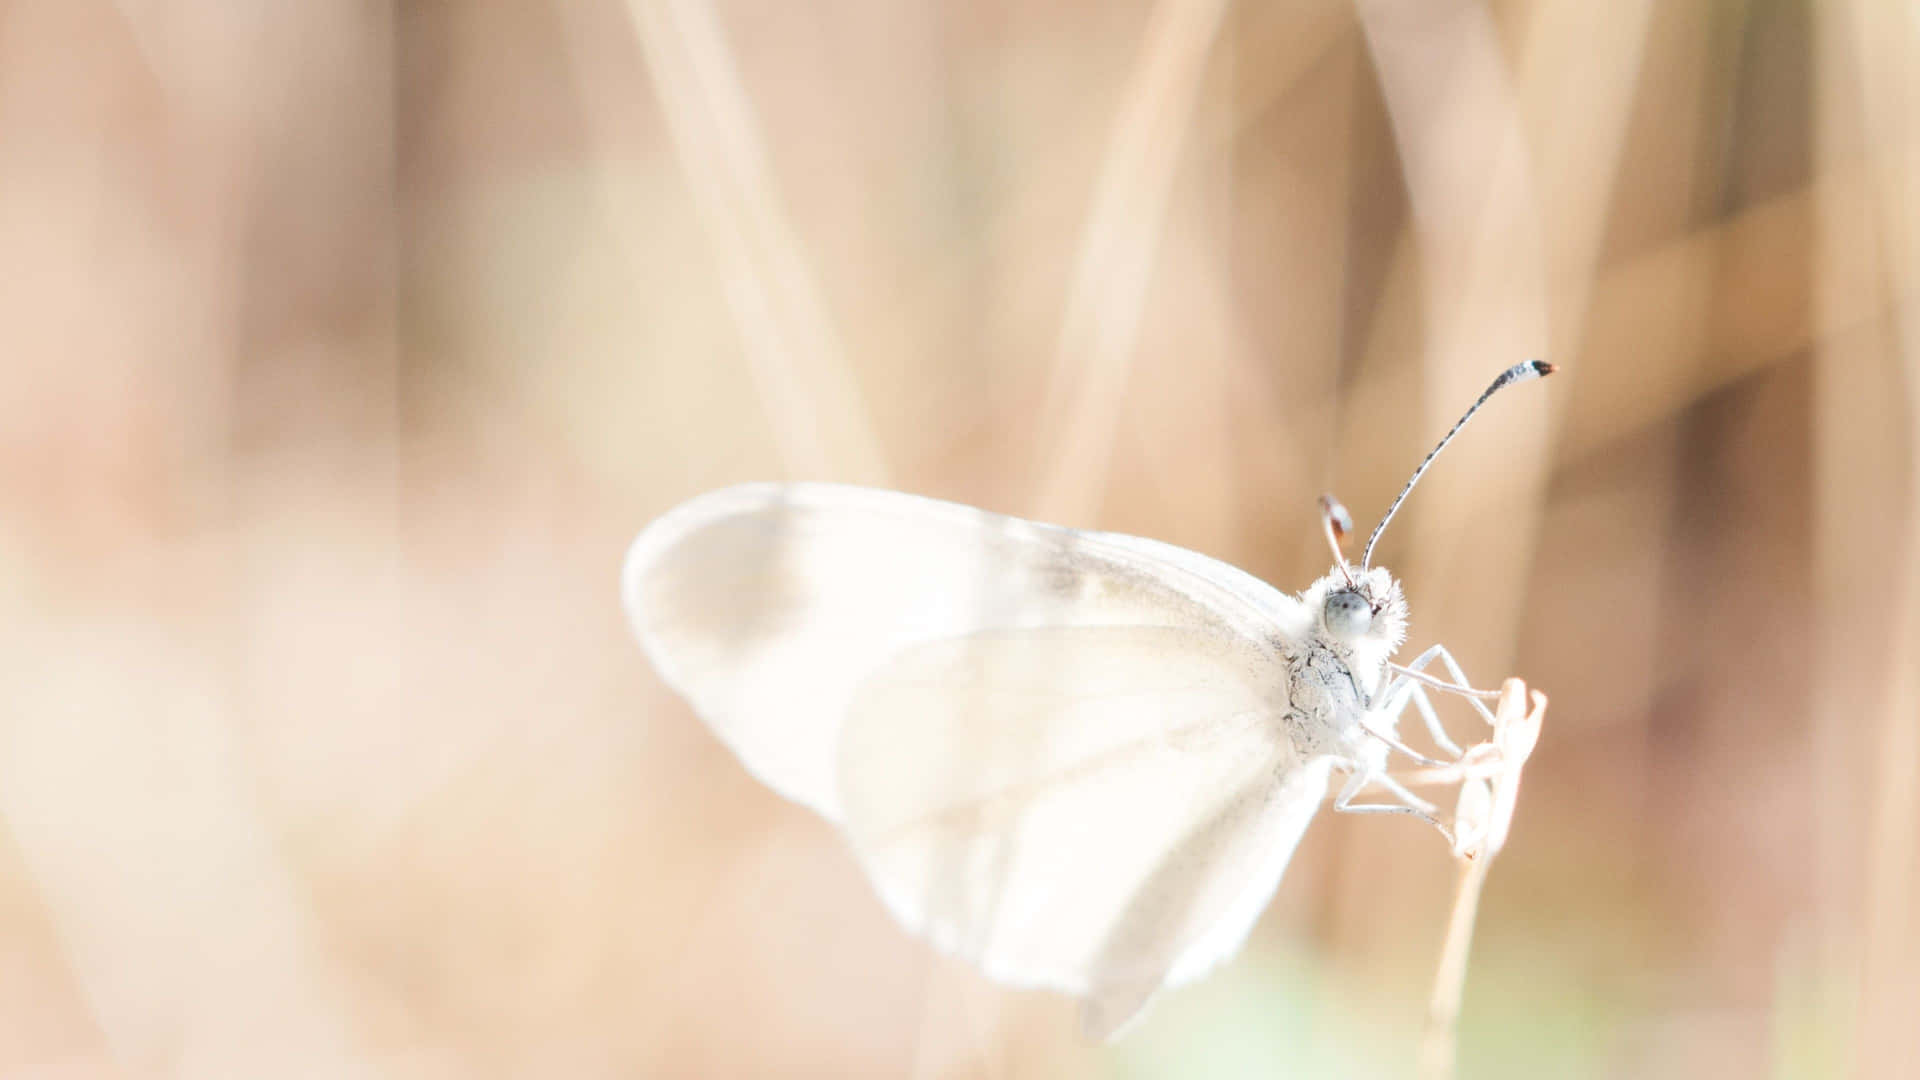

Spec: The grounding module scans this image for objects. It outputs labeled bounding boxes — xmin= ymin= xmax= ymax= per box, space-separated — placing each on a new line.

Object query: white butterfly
xmin=623 ymin=361 xmax=1553 ymax=1040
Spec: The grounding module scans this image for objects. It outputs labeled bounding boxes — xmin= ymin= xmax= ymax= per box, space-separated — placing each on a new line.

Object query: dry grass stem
xmin=1411 ymin=678 xmax=1547 ymax=1080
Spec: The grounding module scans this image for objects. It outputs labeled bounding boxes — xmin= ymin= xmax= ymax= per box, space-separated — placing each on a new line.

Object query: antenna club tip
xmin=1531 ymin=359 xmax=1556 ymax=377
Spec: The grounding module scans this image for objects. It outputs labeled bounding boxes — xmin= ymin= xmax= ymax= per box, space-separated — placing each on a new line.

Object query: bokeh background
xmin=2 ymin=1 xmax=1916 ymax=1077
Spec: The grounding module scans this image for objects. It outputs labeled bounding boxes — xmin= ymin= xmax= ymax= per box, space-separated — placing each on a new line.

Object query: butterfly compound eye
xmin=1323 ymin=590 xmax=1372 ymax=638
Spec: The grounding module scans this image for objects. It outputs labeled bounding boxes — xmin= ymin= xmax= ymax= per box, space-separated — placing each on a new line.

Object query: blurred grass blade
xmin=625 ymin=0 xmax=889 ymax=484
xmin=1032 ymin=0 xmax=1232 ymax=523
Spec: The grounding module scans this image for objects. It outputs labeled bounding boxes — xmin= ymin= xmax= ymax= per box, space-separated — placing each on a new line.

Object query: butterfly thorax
xmin=1279 ymin=635 xmax=1384 ymax=759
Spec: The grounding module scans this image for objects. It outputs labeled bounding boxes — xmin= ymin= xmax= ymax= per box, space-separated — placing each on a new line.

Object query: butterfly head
xmin=1305 ymin=565 xmax=1407 ymax=653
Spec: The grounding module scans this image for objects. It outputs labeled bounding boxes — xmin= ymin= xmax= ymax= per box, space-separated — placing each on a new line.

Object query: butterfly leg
xmin=1371 ymin=675 xmax=1465 ymax=760
xmin=1387 ymin=644 xmax=1499 ymax=727
xmin=1331 ymin=765 xmax=1453 ymax=843
xmin=1356 ymin=717 xmax=1453 ymax=768
xmin=1362 ymin=647 xmax=1505 ymax=771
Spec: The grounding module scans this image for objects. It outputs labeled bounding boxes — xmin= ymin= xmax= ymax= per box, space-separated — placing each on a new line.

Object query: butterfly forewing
xmin=624 ymin=484 xmax=1310 ymax=817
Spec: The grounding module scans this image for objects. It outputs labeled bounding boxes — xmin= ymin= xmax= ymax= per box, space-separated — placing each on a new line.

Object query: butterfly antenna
xmin=1360 ymin=360 xmax=1556 ymax=569
xmin=1319 ymin=494 xmax=1358 ymax=588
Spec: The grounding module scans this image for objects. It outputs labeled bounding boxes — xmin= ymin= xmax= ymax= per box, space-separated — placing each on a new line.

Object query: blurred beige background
xmin=1 ymin=1 xmax=1917 ymax=1077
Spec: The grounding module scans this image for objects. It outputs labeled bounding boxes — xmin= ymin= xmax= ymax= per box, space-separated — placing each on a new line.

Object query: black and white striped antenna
xmin=1360 ymin=360 xmax=1556 ymax=570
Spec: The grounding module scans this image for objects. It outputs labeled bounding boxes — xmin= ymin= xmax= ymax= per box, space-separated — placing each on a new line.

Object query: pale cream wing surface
xmin=838 ymin=625 xmax=1331 ymax=1040
xmin=622 ymin=483 xmax=1311 ymax=820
